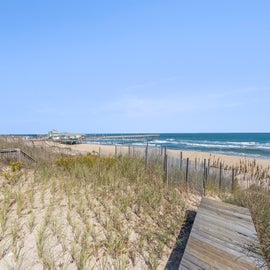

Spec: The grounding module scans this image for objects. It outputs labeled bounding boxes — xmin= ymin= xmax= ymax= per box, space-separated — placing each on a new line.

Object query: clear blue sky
xmin=1 ymin=0 xmax=269 ymax=134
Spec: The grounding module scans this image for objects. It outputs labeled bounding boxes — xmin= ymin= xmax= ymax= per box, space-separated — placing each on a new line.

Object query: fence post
xmin=163 ymin=147 xmax=167 ymax=172
xmin=219 ymin=163 xmax=222 ymax=190
xmin=18 ymin=149 xmax=21 ymax=161
xmin=145 ymin=143 xmax=149 ymax=170
xmin=128 ymin=145 xmax=131 ymax=156
xmin=164 ymin=154 xmax=168 ymax=184
xmin=203 ymin=167 xmax=207 ymax=196
xmin=115 ymin=145 xmax=117 ymax=157
xmin=205 ymin=166 xmax=208 ymax=186
xmin=180 ymin=151 xmax=183 ymax=170
xmin=232 ymin=167 xmax=235 ymax=192
xmin=208 ymin=158 xmax=210 ymax=176
xmin=185 ymin=158 xmax=189 ymax=184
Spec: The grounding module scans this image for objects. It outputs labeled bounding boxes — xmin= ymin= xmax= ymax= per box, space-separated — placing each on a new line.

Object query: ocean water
xmin=85 ymin=133 xmax=270 ymax=159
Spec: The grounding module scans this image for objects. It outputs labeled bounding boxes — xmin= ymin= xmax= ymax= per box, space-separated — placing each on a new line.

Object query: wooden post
xmin=17 ymin=149 xmax=21 ymax=161
xmin=185 ymin=158 xmax=189 ymax=184
xmin=205 ymin=166 xmax=208 ymax=186
xmin=164 ymin=154 xmax=168 ymax=184
xmin=180 ymin=151 xmax=183 ymax=170
xmin=145 ymin=143 xmax=149 ymax=170
xmin=115 ymin=145 xmax=117 ymax=157
xmin=163 ymin=147 xmax=167 ymax=171
xmin=208 ymin=158 xmax=210 ymax=175
xmin=232 ymin=167 xmax=235 ymax=192
xmin=203 ymin=167 xmax=207 ymax=196
xmin=128 ymin=145 xmax=131 ymax=156
xmin=219 ymin=163 xmax=222 ymax=190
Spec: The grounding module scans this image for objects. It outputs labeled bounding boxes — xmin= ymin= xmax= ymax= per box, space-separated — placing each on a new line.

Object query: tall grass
xmin=0 ymin=151 xmax=187 ymax=269
xmin=1 ymin=137 xmax=269 ymax=268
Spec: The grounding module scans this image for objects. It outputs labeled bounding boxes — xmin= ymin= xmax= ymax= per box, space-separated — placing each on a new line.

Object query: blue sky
xmin=0 ymin=0 xmax=269 ymax=134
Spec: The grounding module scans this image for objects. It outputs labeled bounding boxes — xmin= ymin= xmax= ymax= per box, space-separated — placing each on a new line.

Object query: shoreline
xmin=68 ymin=142 xmax=270 ymax=171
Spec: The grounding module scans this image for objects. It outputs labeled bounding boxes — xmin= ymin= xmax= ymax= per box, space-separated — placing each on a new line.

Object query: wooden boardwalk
xmin=0 ymin=148 xmax=36 ymax=163
xmin=179 ymin=198 xmax=267 ymax=270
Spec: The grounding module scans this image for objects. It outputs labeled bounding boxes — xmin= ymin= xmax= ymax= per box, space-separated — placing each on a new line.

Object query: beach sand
xmin=29 ymin=140 xmax=270 ymax=189
xmin=68 ymin=142 xmax=270 ymax=170
xmin=35 ymin=139 xmax=263 ymax=191
xmin=67 ymin=143 xmax=270 ymax=190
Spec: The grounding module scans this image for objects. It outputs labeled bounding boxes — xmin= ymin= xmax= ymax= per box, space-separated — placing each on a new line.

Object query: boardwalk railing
xmin=0 ymin=148 xmax=36 ymax=163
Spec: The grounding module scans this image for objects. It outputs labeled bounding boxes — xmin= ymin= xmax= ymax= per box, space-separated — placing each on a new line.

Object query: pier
xmin=84 ymin=134 xmax=159 ymax=141
xmin=179 ymin=198 xmax=267 ymax=269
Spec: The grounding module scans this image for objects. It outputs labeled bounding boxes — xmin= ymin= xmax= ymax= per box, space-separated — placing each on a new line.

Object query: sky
xmin=0 ymin=0 xmax=269 ymax=134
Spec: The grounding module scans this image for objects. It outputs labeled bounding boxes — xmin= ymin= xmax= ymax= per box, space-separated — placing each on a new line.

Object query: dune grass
xmin=1 ymin=136 xmax=269 ymax=268
xmin=0 ymin=154 xmax=187 ymax=269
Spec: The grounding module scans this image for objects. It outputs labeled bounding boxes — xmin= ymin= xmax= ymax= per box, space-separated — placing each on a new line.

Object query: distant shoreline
xmin=3 ymin=132 xmax=270 ymax=160
xmin=66 ymin=142 xmax=270 ymax=170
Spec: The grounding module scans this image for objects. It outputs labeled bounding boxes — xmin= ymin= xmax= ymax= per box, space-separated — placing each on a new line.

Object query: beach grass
xmin=0 ymin=152 xmax=187 ymax=269
xmin=0 ymin=136 xmax=269 ymax=268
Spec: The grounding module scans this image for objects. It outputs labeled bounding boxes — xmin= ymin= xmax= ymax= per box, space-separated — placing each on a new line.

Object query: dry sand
xmin=68 ymin=143 xmax=270 ymax=190
xmin=68 ymin=142 xmax=270 ymax=171
xmin=30 ymin=139 xmax=270 ymax=171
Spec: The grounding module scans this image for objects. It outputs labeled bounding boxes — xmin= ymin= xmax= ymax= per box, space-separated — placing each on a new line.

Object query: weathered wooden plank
xmin=179 ymin=198 xmax=267 ymax=270
xmin=200 ymin=200 xmax=251 ymax=220
xmin=183 ymin=236 xmax=260 ymax=270
xmin=194 ymin=208 xmax=258 ymax=239
xmin=0 ymin=148 xmax=20 ymax=153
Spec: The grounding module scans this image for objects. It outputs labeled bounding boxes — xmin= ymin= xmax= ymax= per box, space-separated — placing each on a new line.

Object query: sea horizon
xmin=82 ymin=132 xmax=270 ymax=159
xmin=2 ymin=132 xmax=270 ymax=159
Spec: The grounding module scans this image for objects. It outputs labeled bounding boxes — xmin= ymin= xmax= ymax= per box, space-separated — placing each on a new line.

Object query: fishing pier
xmin=84 ymin=134 xmax=159 ymax=141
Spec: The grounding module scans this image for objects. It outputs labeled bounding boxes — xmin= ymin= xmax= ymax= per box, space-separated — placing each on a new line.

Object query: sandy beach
xmin=24 ymin=139 xmax=270 ymax=185
xmin=68 ymin=142 xmax=270 ymax=170
xmin=66 ymin=142 xmax=270 ymax=190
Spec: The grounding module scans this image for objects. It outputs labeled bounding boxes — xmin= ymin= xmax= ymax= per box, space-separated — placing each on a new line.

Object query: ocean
xmin=84 ymin=133 xmax=270 ymax=159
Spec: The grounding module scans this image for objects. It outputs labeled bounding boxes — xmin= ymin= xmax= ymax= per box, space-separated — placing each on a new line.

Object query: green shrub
xmin=55 ymin=155 xmax=116 ymax=171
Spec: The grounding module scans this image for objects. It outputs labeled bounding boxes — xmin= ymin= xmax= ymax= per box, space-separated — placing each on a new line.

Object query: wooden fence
xmin=110 ymin=145 xmax=270 ymax=194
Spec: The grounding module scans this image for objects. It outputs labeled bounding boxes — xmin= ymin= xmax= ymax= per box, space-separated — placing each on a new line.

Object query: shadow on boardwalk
xmin=165 ymin=210 xmax=196 ymax=270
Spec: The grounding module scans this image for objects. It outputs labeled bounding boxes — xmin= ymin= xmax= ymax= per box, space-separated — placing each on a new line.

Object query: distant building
xmin=48 ymin=130 xmax=84 ymax=144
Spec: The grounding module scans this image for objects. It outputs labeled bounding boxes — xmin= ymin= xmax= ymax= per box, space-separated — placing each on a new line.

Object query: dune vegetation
xmin=0 ymin=136 xmax=269 ymax=269
xmin=0 ymin=151 xmax=189 ymax=269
